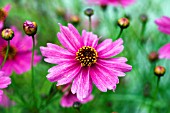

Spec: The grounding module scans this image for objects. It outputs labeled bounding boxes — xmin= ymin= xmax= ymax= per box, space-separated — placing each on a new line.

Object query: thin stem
xmin=76 ymin=108 xmax=81 ymax=113
xmin=149 ymin=76 xmax=160 ymax=113
xmin=116 ymin=28 xmax=123 ymax=39
xmin=31 ymin=35 xmax=36 ymax=105
xmin=89 ymin=16 xmax=92 ymax=32
xmin=0 ymin=41 xmax=10 ymax=69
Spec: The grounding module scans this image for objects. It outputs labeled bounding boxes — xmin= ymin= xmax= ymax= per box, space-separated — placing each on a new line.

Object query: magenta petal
xmin=71 ymin=67 xmax=92 ymax=101
xmin=97 ymin=38 xmax=124 ymax=58
xmin=97 ymin=58 xmax=132 ymax=72
xmin=90 ymin=64 xmax=119 ymax=91
xmin=0 ymin=72 xmax=11 ymax=89
xmin=47 ymin=62 xmax=80 ymax=82
xmin=57 ymin=65 xmax=81 ymax=86
xmin=57 ymin=24 xmax=81 ymax=52
xmin=40 ymin=43 xmax=75 ymax=64
xmin=82 ymin=30 xmax=99 ymax=48
xmin=3 ymin=4 xmax=11 ymax=12
xmin=0 ymin=90 xmax=3 ymax=102
xmin=158 ymin=43 xmax=170 ymax=59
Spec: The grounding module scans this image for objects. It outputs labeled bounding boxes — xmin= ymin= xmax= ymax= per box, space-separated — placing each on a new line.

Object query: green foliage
xmin=0 ymin=0 xmax=170 ymax=113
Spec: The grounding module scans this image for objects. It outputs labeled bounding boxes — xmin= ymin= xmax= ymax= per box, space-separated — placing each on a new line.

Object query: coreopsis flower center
xmin=0 ymin=46 xmax=17 ymax=60
xmin=76 ymin=46 xmax=98 ymax=66
xmin=0 ymin=9 xmax=6 ymax=21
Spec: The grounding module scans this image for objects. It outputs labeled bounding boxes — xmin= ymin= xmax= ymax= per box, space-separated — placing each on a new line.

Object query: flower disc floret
xmin=76 ymin=46 xmax=98 ymax=66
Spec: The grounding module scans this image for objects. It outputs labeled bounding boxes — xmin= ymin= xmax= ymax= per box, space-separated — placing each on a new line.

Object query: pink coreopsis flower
xmin=0 ymin=71 xmax=11 ymax=102
xmin=155 ymin=16 xmax=170 ymax=35
xmin=0 ymin=92 xmax=14 ymax=107
xmin=0 ymin=26 xmax=41 ymax=76
xmin=40 ymin=23 xmax=132 ymax=100
xmin=60 ymin=83 xmax=93 ymax=107
xmin=0 ymin=4 xmax=11 ymax=30
xmin=87 ymin=0 xmax=135 ymax=7
xmin=158 ymin=43 xmax=170 ymax=59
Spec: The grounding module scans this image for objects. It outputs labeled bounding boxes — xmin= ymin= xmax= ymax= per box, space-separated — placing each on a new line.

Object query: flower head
xmin=0 ymin=4 xmax=11 ymax=30
xmin=40 ymin=23 xmax=132 ymax=100
xmin=23 ymin=20 xmax=37 ymax=36
xmin=155 ymin=16 xmax=170 ymax=35
xmin=0 ymin=71 xmax=11 ymax=102
xmin=154 ymin=66 xmax=165 ymax=77
xmin=1 ymin=28 xmax=14 ymax=41
xmin=0 ymin=26 xmax=41 ymax=76
xmin=87 ymin=0 xmax=136 ymax=8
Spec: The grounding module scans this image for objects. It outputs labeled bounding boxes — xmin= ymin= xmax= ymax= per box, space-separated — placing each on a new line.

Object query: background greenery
xmin=0 ymin=0 xmax=170 ymax=113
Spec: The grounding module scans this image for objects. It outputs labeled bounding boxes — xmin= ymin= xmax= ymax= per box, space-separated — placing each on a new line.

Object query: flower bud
xmin=117 ymin=17 xmax=130 ymax=29
xmin=23 ymin=20 xmax=37 ymax=36
xmin=140 ymin=14 xmax=148 ymax=23
xmin=1 ymin=28 xmax=14 ymax=41
xmin=148 ymin=51 xmax=158 ymax=62
xmin=84 ymin=8 xmax=94 ymax=17
xmin=154 ymin=66 xmax=165 ymax=77
xmin=73 ymin=101 xmax=81 ymax=109
xmin=70 ymin=15 xmax=80 ymax=25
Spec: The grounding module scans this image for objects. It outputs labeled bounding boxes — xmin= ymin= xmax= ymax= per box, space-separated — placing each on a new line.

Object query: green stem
xmin=31 ymin=35 xmax=36 ymax=106
xmin=140 ymin=22 xmax=146 ymax=43
xmin=89 ymin=16 xmax=92 ymax=32
xmin=0 ymin=41 xmax=10 ymax=69
xmin=149 ymin=76 xmax=160 ymax=113
xmin=116 ymin=28 xmax=123 ymax=39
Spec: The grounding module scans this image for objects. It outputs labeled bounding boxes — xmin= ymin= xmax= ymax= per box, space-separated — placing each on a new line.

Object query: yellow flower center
xmin=0 ymin=8 xmax=7 ymax=21
xmin=76 ymin=46 xmax=98 ymax=66
xmin=0 ymin=46 xmax=17 ymax=60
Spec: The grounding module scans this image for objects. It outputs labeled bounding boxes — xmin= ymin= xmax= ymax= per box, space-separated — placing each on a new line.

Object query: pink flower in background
xmin=87 ymin=0 xmax=136 ymax=7
xmin=60 ymin=83 xmax=93 ymax=107
xmin=61 ymin=91 xmax=93 ymax=107
xmin=155 ymin=16 xmax=170 ymax=35
xmin=0 ymin=92 xmax=14 ymax=107
xmin=0 ymin=71 xmax=11 ymax=102
xmin=0 ymin=26 xmax=41 ymax=76
xmin=158 ymin=43 xmax=170 ymax=59
xmin=0 ymin=4 xmax=11 ymax=30
xmin=40 ymin=23 xmax=132 ymax=100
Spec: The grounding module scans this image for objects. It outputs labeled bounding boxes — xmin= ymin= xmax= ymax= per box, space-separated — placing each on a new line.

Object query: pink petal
xmin=97 ymin=38 xmax=124 ymax=58
xmin=47 ymin=62 xmax=80 ymax=82
xmin=158 ymin=43 xmax=170 ymax=59
xmin=82 ymin=30 xmax=99 ymax=48
xmin=40 ymin=43 xmax=75 ymax=64
xmin=90 ymin=64 xmax=118 ymax=91
xmin=3 ymin=4 xmax=11 ymax=12
xmin=0 ymin=22 xmax=3 ymax=29
xmin=0 ymin=90 xmax=3 ymax=102
xmin=71 ymin=67 xmax=92 ymax=101
xmin=0 ymin=74 xmax=11 ymax=89
xmin=97 ymin=58 xmax=132 ymax=72
xmin=57 ymin=24 xmax=81 ymax=53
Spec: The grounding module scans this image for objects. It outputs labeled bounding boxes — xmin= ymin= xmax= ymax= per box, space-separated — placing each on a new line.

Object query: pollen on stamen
xmin=76 ymin=46 xmax=98 ymax=67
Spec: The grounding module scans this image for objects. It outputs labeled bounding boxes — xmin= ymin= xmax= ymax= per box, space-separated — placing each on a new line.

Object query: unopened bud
xmin=148 ymin=51 xmax=158 ymax=62
xmin=117 ymin=17 xmax=130 ymax=29
xmin=70 ymin=15 xmax=80 ymax=25
xmin=73 ymin=101 xmax=81 ymax=109
xmin=23 ymin=20 xmax=37 ymax=36
xmin=140 ymin=14 xmax=148 ymax=23
xmin=84 ymin=8 xmax=94 ymax=17
xmin=1 ymin=28 xmax=14 ymax=41
xmin=154 ymin=66 xmax=165 ymax=77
